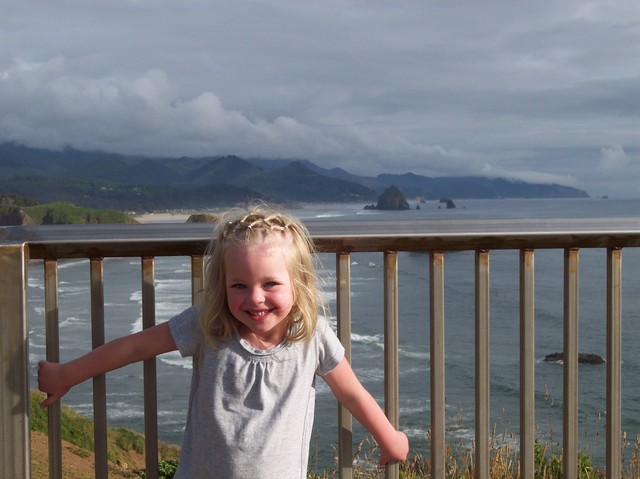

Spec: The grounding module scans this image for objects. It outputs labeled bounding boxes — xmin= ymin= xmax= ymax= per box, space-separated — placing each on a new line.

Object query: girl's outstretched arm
xmin=38 ymin=321 xmax=177 ymax=408
xmin=323 ymin=357 xmax=409 ymax=465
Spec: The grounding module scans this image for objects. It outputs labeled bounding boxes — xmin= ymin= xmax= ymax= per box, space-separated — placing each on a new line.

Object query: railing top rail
xmin=2 ymin=216 xmax=640 ymax=259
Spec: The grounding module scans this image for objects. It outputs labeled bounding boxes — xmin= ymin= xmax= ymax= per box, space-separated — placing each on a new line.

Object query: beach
xmin=134 ymin=212 xmax=194 ymax=223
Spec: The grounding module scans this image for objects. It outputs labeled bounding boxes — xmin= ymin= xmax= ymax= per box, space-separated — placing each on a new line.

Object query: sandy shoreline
xmin=134 ymin=212 xmax=193 ymax=223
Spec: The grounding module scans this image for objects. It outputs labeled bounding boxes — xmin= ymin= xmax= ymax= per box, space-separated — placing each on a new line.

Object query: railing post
xmin=606 ymin=247 xmax=622 ymax=479
xmin=475 ymin=250 xmax=490 ymax=479
xmin=430 ymin=251 xmax=446 ymax=479
xmin=142 ymin=257 xmax=159 ymax=479
xmin=44 ymin=259 xmax=63 ymax=478
xmin=384 ymin=251 xmax=399 ymax=479
xmin=0 ymin=244 xmax=30 ymax=479
xmin=191 ymin=255 xmax=205 ymax=304
xmin=563 ymin=248 xmax=579 ymax=479
xmin=519 ymin=249 xmax=535 ymax=479
xmin=336 ymin=252 xmax=353 ymax=479
xmin=90 ymin=258 xmax=109 ymax=479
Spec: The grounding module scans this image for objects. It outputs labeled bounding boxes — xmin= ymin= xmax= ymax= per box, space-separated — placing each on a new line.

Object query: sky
xmin=1 ymin=1 xmax=639 ymax=198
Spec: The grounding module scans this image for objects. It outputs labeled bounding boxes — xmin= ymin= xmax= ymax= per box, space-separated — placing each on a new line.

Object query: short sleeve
xmin=315 ymin=317 xmax=345 ymax=377
xmin=168 ymin=306 xmax=202 ymax=358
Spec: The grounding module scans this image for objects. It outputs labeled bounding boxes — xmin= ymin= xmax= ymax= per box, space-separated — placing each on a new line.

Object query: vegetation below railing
xmin=30 ymin=391 xmax=179 ymax=478
xmin=308 ymin=430 xmax=640 ymax=478
xmin=29 ymin=390 xmax=640 ymax=478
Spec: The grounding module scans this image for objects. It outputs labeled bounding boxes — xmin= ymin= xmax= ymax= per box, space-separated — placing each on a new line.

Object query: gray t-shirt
xmin=168 ymin=306 xmax=345 ymax=479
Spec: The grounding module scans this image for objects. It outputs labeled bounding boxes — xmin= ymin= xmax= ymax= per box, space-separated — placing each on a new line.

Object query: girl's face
xmin=224 ymin=238 xmax=295 ymax=349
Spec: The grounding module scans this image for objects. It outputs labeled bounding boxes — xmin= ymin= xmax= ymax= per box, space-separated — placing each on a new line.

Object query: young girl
xmin=38 ymin=206 xmax=409 ymax=478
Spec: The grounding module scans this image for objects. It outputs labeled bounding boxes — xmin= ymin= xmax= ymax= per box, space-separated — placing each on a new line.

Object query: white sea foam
xmin=156 ymin=278 xmax=190 ymax=288
xmin=403 ymin=427 xmax=429 ymax=439
xmin=130 ymin=315 xmax=143 ymax=334
xmin=400 ymin=349 xmax=430 ymax=361
xmin=58 ymin=286 xmax=90 ymax=299
xmin=399 ymin=365 xmax=430 ymax=376
xmin=57 ymin=259 xmax=88 ymax=270
xmin=70 ymin=403 xmax=95 ymax=416
xmin=104 ymin=302 xmax=128 ymax=308
xmin=352 ymin=333 xmax=383 ymax=347
xmin=447 ymin=426 xmax=475 ymax=443
xmin=160 ymin=354 xmax=193 ymax=370
xmin=28 ymin=333 xmax=46 ymax=351
xmin=29 ymin=352 xmax=44 ymax=364
xmin=28 ymin=277 xmax=44 ymax=289
xmin=399 ymin=398 xmax=429 ymax=416
xmin=108 ymin=390 xmax=144 ymax=398
xmin=106 ymin=403 xmax=144 ymax=420
xmin=172 ymin=266 xmax=191 ymax=274
xmin=158 ymin=409 xmax=185 ymax=418
xmin=60 ymin=316 xmax=89 ymax=328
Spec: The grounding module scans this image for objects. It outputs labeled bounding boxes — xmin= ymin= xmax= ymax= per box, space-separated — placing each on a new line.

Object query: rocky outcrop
xmin=366 ymin=185 xmax=410 ymax=211
xmin=186 ymin=213 xmax=220 ymax=223
xmin=439 ymin=198 xmax=456 ymax=209
xmin=0 ymin=207 xmax=37 ymax=226
xmin=544 ymin=352 xmax=605 ymax=365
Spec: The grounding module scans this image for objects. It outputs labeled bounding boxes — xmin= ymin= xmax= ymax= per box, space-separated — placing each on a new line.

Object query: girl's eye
xmin=264 ymin=281 xmax=279 ymax=288
xmin=230 ymin=283 xmax=246 ymax=290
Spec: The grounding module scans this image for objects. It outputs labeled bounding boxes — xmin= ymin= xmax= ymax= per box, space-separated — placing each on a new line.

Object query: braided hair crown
xmin=199 ymin=205 xmax=323 ymax=345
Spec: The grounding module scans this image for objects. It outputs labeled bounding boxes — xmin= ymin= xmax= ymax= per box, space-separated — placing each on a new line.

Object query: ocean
xmin=26 ymin=197 xmax=640 ymax=470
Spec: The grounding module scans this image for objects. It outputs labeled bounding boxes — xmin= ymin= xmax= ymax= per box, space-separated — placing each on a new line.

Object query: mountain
xmin=183 ymin=156 xmax=264 ymax=185
xmin=375 ymin=173 xmax=588 ymax=199
xmin=0 ymin=142 xmax=589 ymax=212
xmin=247 ymin=158 xmax=588 ymax=200
xmin=247 ymin=161 xmax=376 ymax=202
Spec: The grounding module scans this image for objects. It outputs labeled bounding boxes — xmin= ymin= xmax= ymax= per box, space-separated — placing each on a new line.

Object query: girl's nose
xmin=249 ymin=287 xmax=265 ymax=304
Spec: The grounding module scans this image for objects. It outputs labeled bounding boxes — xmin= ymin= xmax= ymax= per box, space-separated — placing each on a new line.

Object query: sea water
xmin=26 ymin=198 xmax=640 ymax=470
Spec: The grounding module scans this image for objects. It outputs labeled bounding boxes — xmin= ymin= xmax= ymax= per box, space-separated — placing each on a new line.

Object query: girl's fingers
xmin=40 ymin=394 xmax=56 ymax=409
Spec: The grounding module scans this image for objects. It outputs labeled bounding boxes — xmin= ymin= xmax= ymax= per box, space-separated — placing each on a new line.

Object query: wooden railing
xmin=1 ymin=217 xmax=640 ymax=479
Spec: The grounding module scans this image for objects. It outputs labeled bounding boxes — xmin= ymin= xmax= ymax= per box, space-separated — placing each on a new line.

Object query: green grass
xmin=30 ymin=390 xmax=180 ymax=478
xmin=31 ymin=390 xmax=95 ymax=452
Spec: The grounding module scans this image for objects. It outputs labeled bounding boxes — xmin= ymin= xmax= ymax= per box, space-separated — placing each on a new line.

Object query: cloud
xmin=0 ymin=57 xmax=487 ymax=178
xmin=599 ymin=144 xmax=630 ymax=171
xmin=1 ymin=0 xmax=639 ymax=197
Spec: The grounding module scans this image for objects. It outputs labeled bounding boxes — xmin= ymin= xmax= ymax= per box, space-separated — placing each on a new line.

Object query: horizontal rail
xmin=2 ymin=217 xmax=640 ymax=259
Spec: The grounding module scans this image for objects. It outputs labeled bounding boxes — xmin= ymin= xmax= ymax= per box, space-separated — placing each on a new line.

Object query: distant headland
xmin=0 ymin=195 xmax=137 ymax=226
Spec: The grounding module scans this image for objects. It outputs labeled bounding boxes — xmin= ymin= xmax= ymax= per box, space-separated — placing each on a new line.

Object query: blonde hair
xmin=198 ymin=206 xmax=323 ymax=345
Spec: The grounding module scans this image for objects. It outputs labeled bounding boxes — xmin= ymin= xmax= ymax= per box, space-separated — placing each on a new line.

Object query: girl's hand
xmin=38 ymin=360 xmax=70 ymax=408
xmin=379 ymin=430 xmax=409 ymax=466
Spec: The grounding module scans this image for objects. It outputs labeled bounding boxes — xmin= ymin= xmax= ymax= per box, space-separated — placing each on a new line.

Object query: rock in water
xmin=543 ymin=352 xmax=605 ymax=364
xmin=375 ymin=185 xmax=410 ymax=210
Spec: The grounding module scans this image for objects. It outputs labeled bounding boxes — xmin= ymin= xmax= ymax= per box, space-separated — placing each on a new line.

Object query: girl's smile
xmin=224 ymin=239 xmax=294 ymax=349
